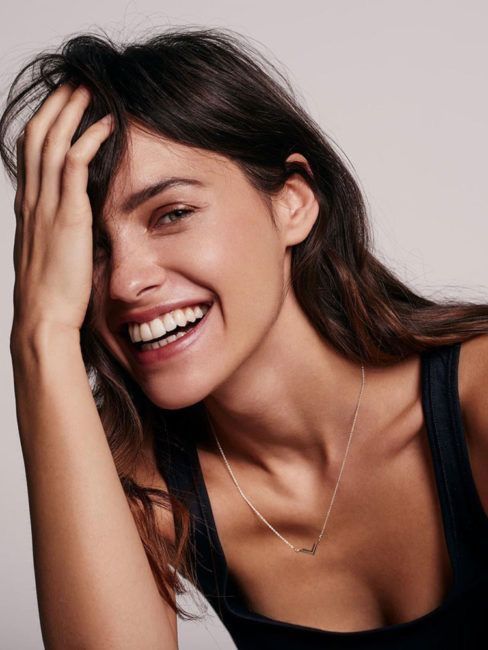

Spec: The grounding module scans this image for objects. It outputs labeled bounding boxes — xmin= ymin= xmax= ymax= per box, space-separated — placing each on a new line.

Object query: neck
xmin=202 ymin=294 xmax=373 ymax=473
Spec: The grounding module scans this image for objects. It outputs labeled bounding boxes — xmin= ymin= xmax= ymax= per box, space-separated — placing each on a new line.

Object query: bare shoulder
xmin=133 ymin=440 xmax=176 ymax=546
xmin=457 ymin=333 xmax=488 ymax=516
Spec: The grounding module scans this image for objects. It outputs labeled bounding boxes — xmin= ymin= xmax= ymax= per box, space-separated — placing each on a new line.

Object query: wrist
xmin=10 ymin=320 xmax=81 ymax=366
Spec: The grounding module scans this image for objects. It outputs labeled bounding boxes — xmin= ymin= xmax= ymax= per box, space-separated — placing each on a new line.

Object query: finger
xmin=21 ymin=82 xmax=76 ymax=214
xmin=57 ymin=114 xmax=114 ymax=222
xmin=37 ymin=85 xmax=94 ymax=218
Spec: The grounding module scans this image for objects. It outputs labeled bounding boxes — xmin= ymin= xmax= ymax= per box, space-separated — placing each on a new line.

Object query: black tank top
xmin=155 ymin=342 xmax=488 ymax=648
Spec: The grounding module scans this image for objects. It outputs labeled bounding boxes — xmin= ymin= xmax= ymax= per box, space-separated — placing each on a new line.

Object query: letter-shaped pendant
xmin=296 ymin=541 xmax=318 ymax=555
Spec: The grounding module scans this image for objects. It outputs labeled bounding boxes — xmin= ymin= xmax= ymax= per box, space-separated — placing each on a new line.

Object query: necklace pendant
xmin=296 ymin=541 xmax=318 ymax=555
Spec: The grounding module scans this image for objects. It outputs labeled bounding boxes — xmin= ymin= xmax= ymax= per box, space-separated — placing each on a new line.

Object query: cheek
xmin=202 ymin=210 xmax=285 ymax=344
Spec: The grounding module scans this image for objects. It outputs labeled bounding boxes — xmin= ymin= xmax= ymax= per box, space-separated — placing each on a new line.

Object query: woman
xmin=1 ymin=26 xmax=487 ymax=649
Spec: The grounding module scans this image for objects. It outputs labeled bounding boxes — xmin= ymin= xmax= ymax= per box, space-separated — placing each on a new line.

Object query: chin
xmin=141 ymin=382 xmax=212 ymax=411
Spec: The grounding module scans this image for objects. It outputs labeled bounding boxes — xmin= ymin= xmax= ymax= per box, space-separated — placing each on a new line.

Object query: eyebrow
xmin=120 ymin=177 xmax=206 ymax=214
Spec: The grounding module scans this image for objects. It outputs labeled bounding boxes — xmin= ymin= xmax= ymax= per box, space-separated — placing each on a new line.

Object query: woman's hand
xmin=11 ymin=82 xmax=114 ymax=346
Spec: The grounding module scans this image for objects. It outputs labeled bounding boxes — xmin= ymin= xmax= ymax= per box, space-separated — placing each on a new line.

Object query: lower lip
xmin=127 ymin=303 xmax=214 ymax=367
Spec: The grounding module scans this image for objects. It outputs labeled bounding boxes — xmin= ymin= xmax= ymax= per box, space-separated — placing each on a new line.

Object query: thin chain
xmin=207 ymin=364 xmax=366 ymax=555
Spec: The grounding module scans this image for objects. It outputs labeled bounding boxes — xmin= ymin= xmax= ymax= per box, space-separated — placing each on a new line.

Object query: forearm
xmin=11 ymin=325 xmax=177 ymax=650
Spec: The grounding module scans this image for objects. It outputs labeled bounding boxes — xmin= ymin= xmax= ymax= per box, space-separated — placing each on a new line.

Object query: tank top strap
xmin=154 ymin=344 xmax=488 ymax=621
xmin=420 ymin=341 xmax=488 ymax=592
xmin=154 ymin=407 xmax=229 ymax=617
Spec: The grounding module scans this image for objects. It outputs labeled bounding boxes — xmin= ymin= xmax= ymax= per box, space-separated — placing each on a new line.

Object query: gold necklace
xmin=206 ymin=364 xmax=366 ymax=556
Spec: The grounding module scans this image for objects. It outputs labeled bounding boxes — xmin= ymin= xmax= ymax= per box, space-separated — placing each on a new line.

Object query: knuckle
xmin=41 ymin=131 xmax=57 ymax=155
xmin=64 ymin=147 xmax=85 ymax=166
xmin=20 ymin=197 xmax=33 ymax=217
xmin=23 ymin=119 xmax=39 ymax=139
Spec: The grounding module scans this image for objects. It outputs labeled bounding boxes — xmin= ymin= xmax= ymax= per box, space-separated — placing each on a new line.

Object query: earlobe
xmin=274 ymin=153 xmax=319 ymax=247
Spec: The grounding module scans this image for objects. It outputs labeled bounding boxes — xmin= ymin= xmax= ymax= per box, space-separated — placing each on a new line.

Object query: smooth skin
xmin=11 ymin=84 xmax=178 ymax=649
xmin=10 ymin=78 xmax=488 ymax=640
xmin=88 ymin=119 xmax=488 ymax=630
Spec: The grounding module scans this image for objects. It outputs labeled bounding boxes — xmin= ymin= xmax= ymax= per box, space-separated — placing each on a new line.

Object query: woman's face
xmin=93 ymin=124 xmax=313 ymax=409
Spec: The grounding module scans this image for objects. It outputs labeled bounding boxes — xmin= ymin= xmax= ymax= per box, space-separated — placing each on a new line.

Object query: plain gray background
xmin=1 ymin=2 xmax=487 ymax=648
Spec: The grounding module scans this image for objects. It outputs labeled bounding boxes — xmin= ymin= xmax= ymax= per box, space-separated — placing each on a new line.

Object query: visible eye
xmin=155 ymin=207 xmax=194 ymax=227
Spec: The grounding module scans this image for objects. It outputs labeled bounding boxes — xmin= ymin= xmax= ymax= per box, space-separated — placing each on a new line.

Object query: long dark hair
xmin=1 ymin=25 xmax=487 ymax=620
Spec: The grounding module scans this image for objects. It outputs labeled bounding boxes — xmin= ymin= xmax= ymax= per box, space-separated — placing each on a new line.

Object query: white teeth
xmin=140 ymin=329 xmax=188 ymax=352
xmin=140 ymin=323 xmax=153 ymax=342
xmin=184 ymin=307 xmax=197 ymax=323
xmin=128 ymin=302 xmax=211 ymax=344
xmin=162 ymin=312 xmax=177 ymax=332
xmin=149 ymin=318 xmax=165 ymax=340
xmin=173 ymin=309 xmax=187 ymax=327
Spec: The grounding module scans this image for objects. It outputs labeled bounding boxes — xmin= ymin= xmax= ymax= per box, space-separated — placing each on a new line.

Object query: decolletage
xmin=155 ymin=342 xmax=488 ymax=649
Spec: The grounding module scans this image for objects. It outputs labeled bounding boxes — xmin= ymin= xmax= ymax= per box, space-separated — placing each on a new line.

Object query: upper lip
xmin=116 ymin=299 xmax=214 ymax=332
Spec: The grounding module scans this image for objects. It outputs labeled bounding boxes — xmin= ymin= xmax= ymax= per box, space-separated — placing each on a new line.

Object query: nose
xmin=107 ymin=241 xmax=168 ymax=303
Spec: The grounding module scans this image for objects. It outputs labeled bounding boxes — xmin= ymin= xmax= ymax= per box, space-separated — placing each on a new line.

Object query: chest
xmin=196 ymin=420 xmax=454 ymax=633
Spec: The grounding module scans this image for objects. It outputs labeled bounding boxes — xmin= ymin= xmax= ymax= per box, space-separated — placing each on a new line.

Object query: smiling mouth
xmin=123 ymin=302 xmax=213 ymax=352
xmin=135 ymin=319 xmax=200 ymax=349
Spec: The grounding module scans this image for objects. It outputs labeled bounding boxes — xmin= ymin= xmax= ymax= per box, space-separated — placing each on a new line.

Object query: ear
xmin=271 ymin=153 xmax=320 ymax=247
